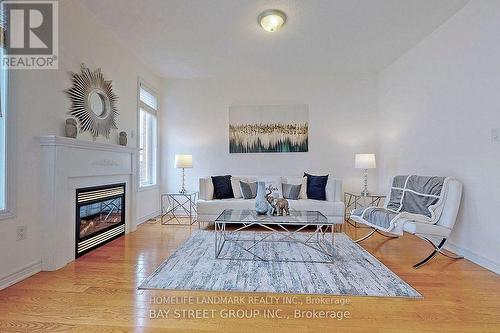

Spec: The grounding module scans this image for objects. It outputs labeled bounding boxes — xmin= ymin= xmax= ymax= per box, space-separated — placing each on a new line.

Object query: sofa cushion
xmin=197 ymin=198 xmax=256 ymax=216
xmin=211 ymin=175 xmax=234 ymax=199
xmin=230 ymin=176 xmax=258 ymax=199
xmin=258 ymin=176 xmax=283 ymax=198
xmin=231 ymin=177 xmax=243 ymax=199
xmin=289 ymin=199 xmax=344 ymax=217
xmin=283 ymin=176 xmax=308 ymax=199
xmin=282 ymin=183 xmax=301 ymax=200
xmin=304 ymin=173 xmax=329 ymax=201
xmin=240 ymin=181 xmax=257 ymax=199
xmin=197 ymin=198 xmax=344 ymax=219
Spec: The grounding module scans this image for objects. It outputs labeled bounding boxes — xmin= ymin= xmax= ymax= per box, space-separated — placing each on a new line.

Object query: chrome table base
xmin=214 ymin=222 xmax=336 ymax=263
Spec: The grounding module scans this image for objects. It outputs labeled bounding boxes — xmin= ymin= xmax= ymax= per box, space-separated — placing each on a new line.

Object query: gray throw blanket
xmin=351 ymin=175 xmax=448 ymax=234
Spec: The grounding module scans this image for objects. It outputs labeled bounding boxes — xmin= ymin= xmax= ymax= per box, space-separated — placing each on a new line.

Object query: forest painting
xmin=229 ymin=105 xmax=309 ymax=153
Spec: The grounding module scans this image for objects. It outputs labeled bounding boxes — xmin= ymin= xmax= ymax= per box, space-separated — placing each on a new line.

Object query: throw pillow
xmin=299 ymin=176 xmax=308 ymax=199
xmin=211 ymin=175 xmax=234 ymax=199
xmin=240 ymin=181 xmax=257 ymax=199
xmin=282 ymin=183 xmax=301 ymax=200
xmin=231 ymin=177 xmax=243 ymax=199
xmin=282 ymin=176 xmax=308 ymax=199
xmin=257 ymin=176 xmax=283 ymax=198
xmin=304 ymin=173 xmax=329 ymax=201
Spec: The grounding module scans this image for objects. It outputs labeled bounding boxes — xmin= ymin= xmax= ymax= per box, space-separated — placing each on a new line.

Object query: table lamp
xmin=174 ymin=154 xmax=193 ymax=194
xmin=355 ymin=153 xmax=376 ymax=196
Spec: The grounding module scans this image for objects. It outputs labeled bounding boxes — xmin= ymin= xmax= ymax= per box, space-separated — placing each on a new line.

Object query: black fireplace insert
xmin=75 ymin=183 xmax=126 ymax=257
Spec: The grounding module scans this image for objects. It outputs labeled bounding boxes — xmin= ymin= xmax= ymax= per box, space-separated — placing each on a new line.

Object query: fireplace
xmin=75 ymin=183 xmax=126 ymax=257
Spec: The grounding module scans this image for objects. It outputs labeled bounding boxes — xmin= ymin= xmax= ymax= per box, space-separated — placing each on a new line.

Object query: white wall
xmin=378 ymin=0 xmax=500 ymax=272
xmin=161 ymin=75 xmax=379 ymax=195
xmin=0 ymin=0 xmax=161 ymax=287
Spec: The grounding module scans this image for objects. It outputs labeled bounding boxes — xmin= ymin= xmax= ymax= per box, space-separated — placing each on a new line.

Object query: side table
xmin=161 ymin=192 xmax=198 ymax=227
xmin=344 ymin=192 xmax=386 ymax=227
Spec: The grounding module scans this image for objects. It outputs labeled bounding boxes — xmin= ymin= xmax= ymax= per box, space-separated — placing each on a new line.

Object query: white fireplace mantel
xmin=38 ymin=135 xmax=140 ymax=271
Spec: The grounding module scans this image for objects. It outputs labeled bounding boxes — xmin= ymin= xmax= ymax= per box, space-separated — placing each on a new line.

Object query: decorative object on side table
xmin=174 ymin=154 xmax=193 ymax=194
xmin=355 ymin=153 xmax=376 ymax=196
xmin=161 ymin=192 xmax=198 ymax=227
xmin=118 ymin=131 xmax=127 ymax=146
xmin=65 ymin=64 xmax=119 ymax=138
xmin=65 ymin=118 xmax=77 ymax=138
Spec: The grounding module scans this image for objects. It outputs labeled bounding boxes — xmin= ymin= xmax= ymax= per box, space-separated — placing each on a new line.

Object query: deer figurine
xmin=265 ymin=186 xmax=277 ymax=216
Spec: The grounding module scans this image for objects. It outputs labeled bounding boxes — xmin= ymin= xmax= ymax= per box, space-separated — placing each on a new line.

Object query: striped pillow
xmin=282 ymin=183 xmax=301 ymax=200
xmin=239 ymin=181 xmax=257 ymax=199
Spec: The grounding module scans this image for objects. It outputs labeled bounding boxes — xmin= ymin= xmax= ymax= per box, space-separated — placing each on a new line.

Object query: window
xmin=138 ymin=82 xmax=158 ymax=188
xmin=0 ymin=20 xmax=7 ymax=212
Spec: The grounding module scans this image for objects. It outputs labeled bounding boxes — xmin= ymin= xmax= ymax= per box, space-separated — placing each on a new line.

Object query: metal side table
xmin=161 ymin=191 xmax=198 ymax=227
xmin=344 ymin=192 xmax=386 ymax=227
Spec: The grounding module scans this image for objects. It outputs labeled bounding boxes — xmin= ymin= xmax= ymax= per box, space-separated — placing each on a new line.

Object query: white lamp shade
xmin=355 ymin=154 xmax=376 ymax=169
xmin=174 ymin=154 xmax=193 ymax=168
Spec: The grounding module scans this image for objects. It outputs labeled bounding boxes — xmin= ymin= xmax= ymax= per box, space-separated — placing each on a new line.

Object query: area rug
xmin=139 ymin=230 xmax=421 ymax=298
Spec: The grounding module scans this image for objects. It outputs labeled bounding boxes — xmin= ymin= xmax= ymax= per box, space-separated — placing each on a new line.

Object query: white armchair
xmin=350 ymin=175 xmax=464 ymax=268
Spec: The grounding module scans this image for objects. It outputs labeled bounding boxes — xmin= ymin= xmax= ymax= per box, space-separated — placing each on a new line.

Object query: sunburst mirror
xmin=66 ymin=64 xmax=118 ymax=138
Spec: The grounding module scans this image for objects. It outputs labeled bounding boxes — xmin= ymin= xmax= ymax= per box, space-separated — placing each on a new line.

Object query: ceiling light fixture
xmin=258 ymin=9 xmax=287 ymax=32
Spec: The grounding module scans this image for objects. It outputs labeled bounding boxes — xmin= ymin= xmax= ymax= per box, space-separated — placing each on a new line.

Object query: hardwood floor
xmin=0 ymin=219 xmax=499 ymax=332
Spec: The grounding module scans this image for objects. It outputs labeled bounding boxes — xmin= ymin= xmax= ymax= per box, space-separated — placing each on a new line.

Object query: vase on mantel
xmin=65 ymin=118 xmax=77 ymax=138
xmin=255 ymin=182 xmax=269 ymax=215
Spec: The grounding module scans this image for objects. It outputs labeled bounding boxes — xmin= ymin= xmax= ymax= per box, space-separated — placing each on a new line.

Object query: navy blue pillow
xmin=211 ymin=175 xmax=234 ymax=199
xmin=304 ymin=173 xmax=329 ymax=201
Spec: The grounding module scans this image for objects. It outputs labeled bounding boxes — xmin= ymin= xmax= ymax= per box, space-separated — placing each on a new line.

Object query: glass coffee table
xmin=214 ymin=209 xmax=340 ymax=263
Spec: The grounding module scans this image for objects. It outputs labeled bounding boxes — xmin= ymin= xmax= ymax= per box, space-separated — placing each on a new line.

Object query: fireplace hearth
xmin=76 ymin=183 xmax=126 ymax=257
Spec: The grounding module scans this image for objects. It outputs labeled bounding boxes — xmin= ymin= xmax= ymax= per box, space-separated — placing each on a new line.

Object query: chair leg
xmin=375 ymin=230 xmax=400 ymax=239
xmin=413 ymin=237 xmax=464 ymax=269
xmin=354 ymin=229 xmax=376 ymax=243
xmin=355 ymin=228 xmax=400 ymax=243
xmin=439 ymin=249 xmax=464 ymax=259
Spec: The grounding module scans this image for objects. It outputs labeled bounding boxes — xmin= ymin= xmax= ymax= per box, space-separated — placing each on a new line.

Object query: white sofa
xmin=197 ymin=176 xmax=345 ymax=224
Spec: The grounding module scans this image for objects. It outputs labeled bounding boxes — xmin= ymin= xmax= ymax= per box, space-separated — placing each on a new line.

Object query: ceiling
xmin=79 ymin=0 xmax=468 ymax=79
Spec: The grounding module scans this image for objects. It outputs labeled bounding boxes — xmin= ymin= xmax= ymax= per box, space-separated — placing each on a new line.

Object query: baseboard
xmin=0 ymin=260 xmax=42 ymax=290
xmin=137 ymin=209 xmax=160 ymax=225
xmin=445 ymin=242 xmax=500 ymax=274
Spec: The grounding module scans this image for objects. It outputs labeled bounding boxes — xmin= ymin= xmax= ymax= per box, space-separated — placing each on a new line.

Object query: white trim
xmin=445 ymin=241 xmax=500 ymax=275
xmin=140 ymin=102 xmax=157 ymax=116
xmin=137 ymin=209 xmax=160 ymax=225
xmin=137 ymin=77 xmax=160 ymax=190
xmin=0 ymin=68 xmax=16 ymax=221
xmin=139 ymin=82 xmax=159 ymax=115
xmin=38 ymin=135 xmax=140 ymax=153
xmin=0 ymin=261 xmax=41 ymax=290
xmin=137 ymin=184 xmax=159 ymax=192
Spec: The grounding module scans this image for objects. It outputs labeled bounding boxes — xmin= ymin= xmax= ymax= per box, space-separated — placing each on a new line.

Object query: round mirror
xmin=88 ymin=90 xmax=106 ymax=117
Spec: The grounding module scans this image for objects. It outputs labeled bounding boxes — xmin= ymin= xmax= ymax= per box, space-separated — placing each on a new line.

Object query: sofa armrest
xmin=199 ymin=177 xmax=214 ymax=201
xmin=327 ymin=178 xmax=343 ymax=202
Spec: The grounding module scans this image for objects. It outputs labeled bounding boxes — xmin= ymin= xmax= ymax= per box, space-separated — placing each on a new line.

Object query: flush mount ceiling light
xmin=258 ymin=9 xmax=287 ymax=32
